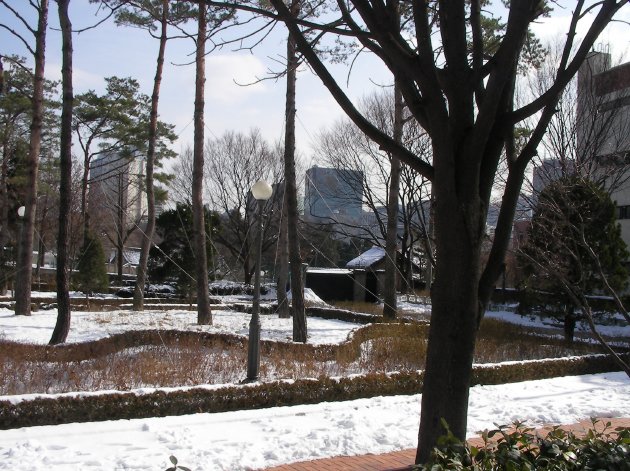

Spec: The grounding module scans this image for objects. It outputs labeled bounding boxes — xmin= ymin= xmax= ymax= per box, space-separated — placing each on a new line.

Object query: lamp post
xmin=246 ymin=180 xmax=273 ymax=382
xmin=15 ymin=206 xmax=25 ymax=299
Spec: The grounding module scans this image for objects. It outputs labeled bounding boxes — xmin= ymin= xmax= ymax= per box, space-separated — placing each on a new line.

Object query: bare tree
xmin=249 ymin=0 xmax=628 ymax=460
xmin=526 ymin=44 xmax=630 ymax=199
xmin=203 ymin=129 xmax=284 ymax=283
xmin=383 ymin=82 xmax=402 ymax=319
xmin=313 ymin=89 xmax=432 ymax=287
xmin=89 ymin=156 xmax=146 ymax=283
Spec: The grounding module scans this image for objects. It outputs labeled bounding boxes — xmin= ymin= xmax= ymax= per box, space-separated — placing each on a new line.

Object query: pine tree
xmin=74 ymin=231 xmax=109 ymax=297
xmin=519 ymin=176 xmax=629 ymax=341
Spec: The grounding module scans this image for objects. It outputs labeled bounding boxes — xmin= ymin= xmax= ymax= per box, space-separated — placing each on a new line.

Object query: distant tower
xmin=89 ymin=152 xmax=147 ymax=225
xmin=304 ymin=166 xmax=364 ymax=226
xmin=88 ymin=152 xmax=148 ymax=261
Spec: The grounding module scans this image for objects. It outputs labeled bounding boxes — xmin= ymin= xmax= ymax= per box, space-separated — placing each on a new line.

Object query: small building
xmin=107 ymin=248 xmax=141 ymax=276
xmin=345 ymin=246 xmax=387 ymax=302
xmin=304 ymin=246 xmax=423 ymax=303
xmin=304 ymin=268 xmax=355 ymax=302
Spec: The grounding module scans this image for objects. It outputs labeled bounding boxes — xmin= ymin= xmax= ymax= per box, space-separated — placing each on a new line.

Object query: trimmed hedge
xmin=1 ymin=352 xmax=627 ymax=430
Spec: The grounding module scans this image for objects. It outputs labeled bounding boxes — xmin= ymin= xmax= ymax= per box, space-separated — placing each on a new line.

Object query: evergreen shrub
xmin=415 ymin=419 xmax=630 ymax=470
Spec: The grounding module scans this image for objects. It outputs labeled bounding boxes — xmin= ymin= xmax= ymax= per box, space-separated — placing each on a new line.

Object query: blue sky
xmin=2 ymin=2 xmax=629 ymax=164
xmin=2 ymin=1 xmax=392 ymax=163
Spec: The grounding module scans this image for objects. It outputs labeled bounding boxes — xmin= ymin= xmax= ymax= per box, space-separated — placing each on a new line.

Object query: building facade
xmin=304 ymin=166 xmax=364 ymax=228
xmin=88 ymin=152 xmax=147 ymax=265
xmin=577 ymin=51 xmax=630 ymax=246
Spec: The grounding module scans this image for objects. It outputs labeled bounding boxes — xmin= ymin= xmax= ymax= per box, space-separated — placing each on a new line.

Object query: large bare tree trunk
xmin=134 ymin=0 xmax=168 ymax=311
xmin=283 ymin=0 xmax=306 ymax=342
xmin=417 ymin=179 xmax=483 ymax=461
xmin=276 ymin=184 xmax=290 ymax=318
xmin=15 ymin=0 xmax=48 ymax=317
xmin=383 ymin=82 xmax=403 ymax=319
xmin=192 ymin=3 xmax=212 ymax=325
xmin=50 ymin=0 xmax=73 ymax=345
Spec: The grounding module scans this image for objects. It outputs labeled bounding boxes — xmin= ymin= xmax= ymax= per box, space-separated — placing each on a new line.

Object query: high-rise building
xmin=577 ymin=51 xmax=630 ymax=246
xmin=89 ymin=152 xmax=147 ymax=226
xmin=88 ymin=152 xmax=148 ymax=267
xmin=304 ymin=166 xmax=364 ymax=227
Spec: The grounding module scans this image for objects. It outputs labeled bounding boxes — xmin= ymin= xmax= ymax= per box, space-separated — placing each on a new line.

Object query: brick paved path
xmin=261 ymin=417 xmax=630 ymax=471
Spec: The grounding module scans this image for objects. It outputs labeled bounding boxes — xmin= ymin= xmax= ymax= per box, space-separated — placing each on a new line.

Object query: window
xmin=618 ymin=205 xmax=630 ymax=220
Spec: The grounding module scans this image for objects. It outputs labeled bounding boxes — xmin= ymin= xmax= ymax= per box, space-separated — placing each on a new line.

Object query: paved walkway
xmin=261 ymin=417 xmax=630 ymax=471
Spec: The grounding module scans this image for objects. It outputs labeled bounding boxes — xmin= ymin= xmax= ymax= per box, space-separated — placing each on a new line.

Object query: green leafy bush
xmin=416 ymin=419 xmax=630 ymax=470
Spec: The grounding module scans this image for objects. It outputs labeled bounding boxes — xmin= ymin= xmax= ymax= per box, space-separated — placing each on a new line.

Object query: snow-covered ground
xmin=0 ymin=307 xmax=359 ymax=345
xmin=0 ymin=372 xmax=628 ymax=470
xmin=398 ymin=299 xmax=630 ymax=339
xmin=0 ymin=293 xmax=628 ymax=470
xmin=0 ymin=298 xmax=357 ymax=346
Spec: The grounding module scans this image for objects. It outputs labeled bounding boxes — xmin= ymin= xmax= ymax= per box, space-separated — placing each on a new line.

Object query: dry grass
xmin=0 ymin=311 xmax=602 ymax=396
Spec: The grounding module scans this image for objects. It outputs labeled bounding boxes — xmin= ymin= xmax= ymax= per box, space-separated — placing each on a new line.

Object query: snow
xmin=0 ymin=372 xmax=628 ymax=470
xmin=306 ymin=267 xmax=353 ymax=275
xmin=286 ymin=288 xmax=330 ymax=307
xmin=345 ymin=246 xmax=385 ymax=269
xmin=396 ymin=299 xmax=630 ymax=338
xmin=0 ymin=305 xmax=357 ymax=346
xmin=0 ymin=295 xmax=629 ymax=470
xmin=483 ymin=306 xmax=630 ymax=338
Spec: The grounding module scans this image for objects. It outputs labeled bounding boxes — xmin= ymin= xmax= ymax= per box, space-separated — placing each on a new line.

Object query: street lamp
xmin=15 ymin=206 xmax=25 ymax=300
xmin=246 ymin=180 xmax=273 ymax=382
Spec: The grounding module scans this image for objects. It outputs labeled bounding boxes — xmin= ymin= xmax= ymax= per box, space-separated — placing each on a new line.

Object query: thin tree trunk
xmin=383 ymin=82 xmax=403 ymax=319
xmin=36 ymin=230 xmax=45 ymax=275
xmin=117 ymin=179 xmax=124 ymax=284
xmin=15 ymin=0 xmax=48 ymax=316
xmin=133 ymin=0 xmax=168 ymax=311
xmin=424 ymin=193 xmax=434 ymax=291
xmin=80 ymin=163 xmax=89 ymax=238
xmin=50 ymin=0 xmax=72 ymax=345
xmin=580 ymin=302 xmax=630 ymax=378
xmin=277 ymin=183 xmax=290 ymax=318
xmin=0 ymin=58 xmax=6 ymax=296
xmin=0 ymin=146 xmax=8 ymax=295
xmin=284 ymin=0 xmax=306 ymax=342
xmin=192 ymin=3 xmax=212 ymax=325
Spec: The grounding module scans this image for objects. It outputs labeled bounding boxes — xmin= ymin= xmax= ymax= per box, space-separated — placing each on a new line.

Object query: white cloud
xmin=43 ymin=63 xmax=104 ymax=92
xmin=204 ymin=54 xmax=267 ymax=103
xmin=530 ymin=7 xmax=630 ymax=61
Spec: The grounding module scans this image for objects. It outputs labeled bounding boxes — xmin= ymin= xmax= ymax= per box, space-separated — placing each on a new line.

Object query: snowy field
xmin=0 ymin=372 xmax=628 ymax=470
xmin=0 ymin=293 xmax=628 ymax=470
xmin=0 ymin=306 xmax=359 ymax=346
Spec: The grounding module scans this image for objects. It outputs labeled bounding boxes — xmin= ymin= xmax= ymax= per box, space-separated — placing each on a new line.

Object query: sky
xmin=0 ymin=295 xmax=629 ymax=470
xmin=1 ymin=2 xmax=629 ymax=166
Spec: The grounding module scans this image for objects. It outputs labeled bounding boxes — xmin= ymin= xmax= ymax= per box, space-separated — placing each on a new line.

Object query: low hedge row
xmin=0 ymin=314 xmax=421 ymax=365
xmin=1 ymin=353 xmax=627 ymax=430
